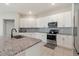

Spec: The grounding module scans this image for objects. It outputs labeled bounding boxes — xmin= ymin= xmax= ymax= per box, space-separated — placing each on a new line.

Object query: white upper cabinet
xmin=38 ymin=11 xmax=72 ymax=28
xmin=48 ymin=15 xmax=58 ymax=22
xmin=20 ymin=17 xmax=37 ymax=28
xmin=56 ymin=13 xmax=64 ymax=27
xmin=52 ymin=11 xmax=72 ymax=27
xmin=37 ymin=16 xmax=49 ymax=27
xmin=19 ymin=11 xmax=72 ymax=28
xmin=55 ymin=11 xmax=72 ymax=27
xmin=63 ymin=11 xmax=72 ymax=27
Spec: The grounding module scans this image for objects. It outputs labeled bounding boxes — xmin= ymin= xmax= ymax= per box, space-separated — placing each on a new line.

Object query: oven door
xmin=47 ymin=34 xmax=56 ymax=41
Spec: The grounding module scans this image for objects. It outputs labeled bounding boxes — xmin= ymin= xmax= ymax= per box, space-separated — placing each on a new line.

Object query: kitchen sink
xmin=13 ymin=35 xmax=24 ymax=39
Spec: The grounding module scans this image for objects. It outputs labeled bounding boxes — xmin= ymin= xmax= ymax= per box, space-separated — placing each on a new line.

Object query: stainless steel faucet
xmin=11 ymin=28 xmax=17 ymax=38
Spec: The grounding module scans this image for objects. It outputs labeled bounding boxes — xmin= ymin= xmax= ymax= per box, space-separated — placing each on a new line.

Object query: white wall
xmin=0 ymin=12 xmax=17 ymax=36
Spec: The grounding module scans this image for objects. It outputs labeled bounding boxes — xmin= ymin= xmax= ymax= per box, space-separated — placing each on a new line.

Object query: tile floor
xmin=16 ymin=42 xmax=77 ymax=56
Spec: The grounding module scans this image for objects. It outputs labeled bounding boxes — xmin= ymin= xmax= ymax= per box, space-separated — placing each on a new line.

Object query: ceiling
xmin=0 ymin=3 xmax=72 ymax=16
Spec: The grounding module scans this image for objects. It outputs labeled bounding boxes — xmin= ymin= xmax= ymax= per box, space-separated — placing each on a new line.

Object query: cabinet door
xmin=57 ymin=35 xmax=63 ymax=46
xmin=48 ymin=15 xmax=57 ymax=22
xmin=63 ymin=35 xmax=73 ymax=49
xmin=37 ymin=17 xmax=48 ymax=27
xmin=57 ymin=35 xmax=74 ymax=49
xmin=34 ymin=33 xmax=47 ymax=43
xmin=57 ymin=13 xmax=64 ymax=27
xmin=39 ymin=33 xmax=47 ymax=43
xmin=20 ymin=17 xmax=37 ymax=27
xmin=63 ymin=12 xmax=72 ymax=27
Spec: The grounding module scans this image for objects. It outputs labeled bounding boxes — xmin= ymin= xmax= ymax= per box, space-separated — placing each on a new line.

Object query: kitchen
xmin=0 ymin=3 xmax=76 ymax=56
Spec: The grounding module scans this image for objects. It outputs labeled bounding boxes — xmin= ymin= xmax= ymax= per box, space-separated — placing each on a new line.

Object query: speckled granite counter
xmin=0 ymin=37 xmax=41 ymax=56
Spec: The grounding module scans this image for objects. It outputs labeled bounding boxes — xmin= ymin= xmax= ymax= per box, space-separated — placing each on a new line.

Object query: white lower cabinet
xmin=20 ymin=33 xmax=47 ymax=43
xmin=34 ymin=33 xmax=47 ymax=43
xmin=57 ymin=35 xmax=63 ymax=46
xmin=57 ymin=35 xmax=73 ymax=49
xmin=64 ymin=35 xmax=73 ymax=49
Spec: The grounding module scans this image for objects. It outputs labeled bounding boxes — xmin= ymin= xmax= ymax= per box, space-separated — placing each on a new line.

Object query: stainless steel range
xmin=47 ymin=29 xmax=58 ymax=44
xmin=45 ymin=22 xmax=58 ymax=49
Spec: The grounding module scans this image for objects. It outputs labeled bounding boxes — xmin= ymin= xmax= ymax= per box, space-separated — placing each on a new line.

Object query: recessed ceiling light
xmin=28 ymin=11 xmax=32 ymax=15
xmin=51 ymin=3 xmax=55 ymax=5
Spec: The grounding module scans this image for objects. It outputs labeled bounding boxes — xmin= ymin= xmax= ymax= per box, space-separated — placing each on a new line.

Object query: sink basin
xmin=13 ymin=35 xmax=24 ymax=39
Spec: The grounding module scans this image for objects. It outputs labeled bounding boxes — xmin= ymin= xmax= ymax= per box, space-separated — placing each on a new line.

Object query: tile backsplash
xmin=18 ymin=27 xmax=75 ymax=36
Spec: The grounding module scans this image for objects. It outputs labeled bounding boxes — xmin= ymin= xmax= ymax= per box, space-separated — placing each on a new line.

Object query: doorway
xmin=3 ymin=19 xmax=15 ymax=37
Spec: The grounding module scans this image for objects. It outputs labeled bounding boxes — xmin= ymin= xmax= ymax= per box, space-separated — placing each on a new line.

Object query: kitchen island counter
xmin=0 ymin=37 xmax=41 ymax=56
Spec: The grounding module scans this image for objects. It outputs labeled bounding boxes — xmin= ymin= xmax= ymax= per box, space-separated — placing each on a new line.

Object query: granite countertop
xmin=0 ymin=37 xmax=41 ymax=56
